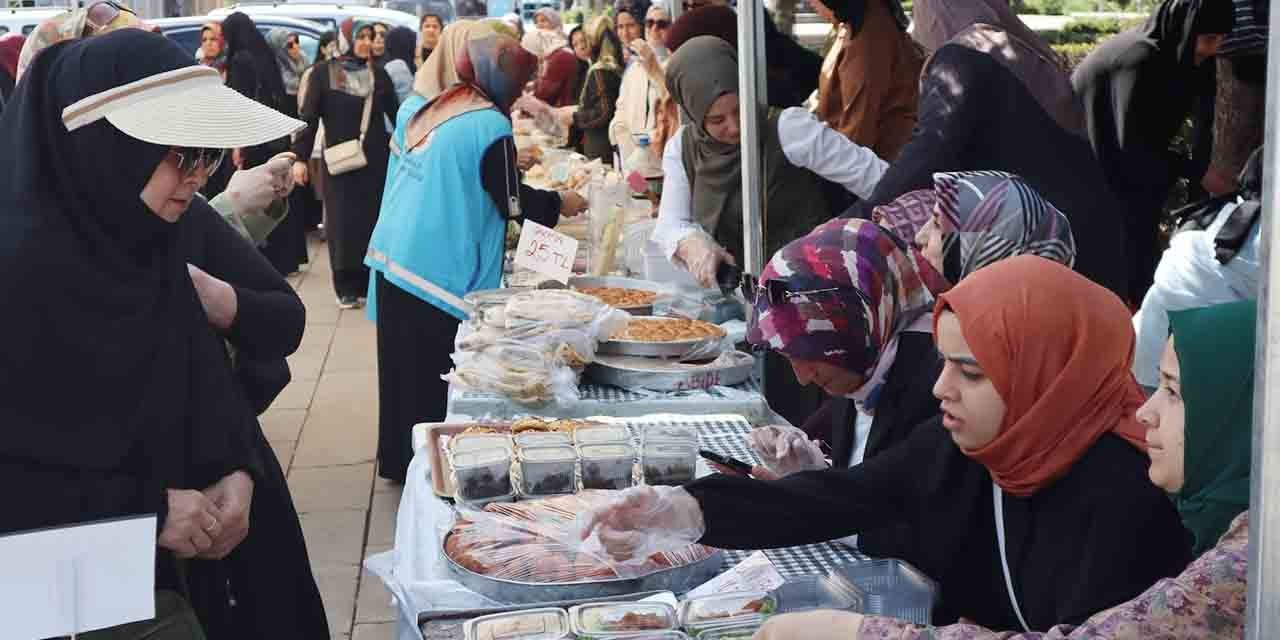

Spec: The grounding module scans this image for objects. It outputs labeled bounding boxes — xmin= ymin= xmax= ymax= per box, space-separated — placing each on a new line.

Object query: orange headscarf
xmin=934 ymin=255 xmax=1148 ymax=497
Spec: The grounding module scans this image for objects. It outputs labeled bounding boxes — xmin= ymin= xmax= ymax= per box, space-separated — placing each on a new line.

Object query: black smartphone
xmin=699 ymin=449 xmax=754 ymax=475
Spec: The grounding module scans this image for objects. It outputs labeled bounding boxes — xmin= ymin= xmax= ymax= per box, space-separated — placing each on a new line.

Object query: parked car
xmin=0 ymin=6 xmax=67 ymax=36
xmin=152 ymin=14 xmax=328 ymax=62
xmin=379 ymin=0 xmax=455 ymax=22
xmin=208 ymin=2 xmax=418 ymax=35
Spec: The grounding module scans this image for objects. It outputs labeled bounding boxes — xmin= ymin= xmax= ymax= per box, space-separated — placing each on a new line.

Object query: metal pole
xmin=1245 ymin=2 xmax=1280 ymax=636
xmin=735 ymin=0 xmax=767 ymax=277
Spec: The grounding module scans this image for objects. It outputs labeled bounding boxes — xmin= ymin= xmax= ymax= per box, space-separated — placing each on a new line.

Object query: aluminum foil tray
xmin=598 ymin=316 xmax=727 ymax=359
xmin=569 ymin=275 xmax=672 ymax=316
xmin=586 ymin=351 xmax=753 ymax=391
xmin=443 ymin=534 xmax=724 ymax=604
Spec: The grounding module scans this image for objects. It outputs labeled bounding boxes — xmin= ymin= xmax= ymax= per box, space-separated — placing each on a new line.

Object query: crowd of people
xmin=0 ymin=0 xmax=1271 ymax=637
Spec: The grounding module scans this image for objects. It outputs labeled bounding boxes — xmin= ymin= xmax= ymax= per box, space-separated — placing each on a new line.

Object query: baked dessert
xmin=445 ymin=491 xmax=715 ymax=583
xmin=612 ymin=318 xmax=726 ymax=343
xmin=575 ymin=286 xmax=659 ymax=310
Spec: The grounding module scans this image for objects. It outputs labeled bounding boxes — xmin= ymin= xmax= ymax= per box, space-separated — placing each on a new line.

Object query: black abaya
xmin=293 ymin=58 xmax=398 ymax=299
xmin=260 ymin=96 xmax=311 ymax=276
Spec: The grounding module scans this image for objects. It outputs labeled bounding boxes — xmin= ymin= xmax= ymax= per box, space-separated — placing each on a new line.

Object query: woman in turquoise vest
xmin=367 ymin=21 xmax=587 ymax=482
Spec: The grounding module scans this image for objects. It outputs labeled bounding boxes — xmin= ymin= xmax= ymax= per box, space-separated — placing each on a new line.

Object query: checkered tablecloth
xmin=447 ymin=381 xmax=770 ymax=424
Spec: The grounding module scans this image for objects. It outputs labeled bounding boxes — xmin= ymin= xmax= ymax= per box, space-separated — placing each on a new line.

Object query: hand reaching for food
xmin=747 ymin=425 xmax=829 ymax=477
xmin=576 ymin=485 xmax=706 ymax=564
xmin=675 ymin=232 xmax=735 ymax=289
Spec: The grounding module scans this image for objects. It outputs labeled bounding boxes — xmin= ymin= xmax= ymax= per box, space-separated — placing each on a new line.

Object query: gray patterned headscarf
xmin=267 ymin=28 xmax=307 ymax=95
xmin=934 ymin=171 xmax=1076 ymax=286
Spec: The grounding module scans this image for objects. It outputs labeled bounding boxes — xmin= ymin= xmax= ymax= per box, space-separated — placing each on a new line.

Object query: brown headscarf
xmin=911 ymin=0 xmax=1085 ymax=137
xmin=934 ymin=255 xmax=1148 ymax=497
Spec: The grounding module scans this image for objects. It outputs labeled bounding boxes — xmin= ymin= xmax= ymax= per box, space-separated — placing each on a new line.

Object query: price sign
xmin=514 ymin=219 xmax=579 ymax=283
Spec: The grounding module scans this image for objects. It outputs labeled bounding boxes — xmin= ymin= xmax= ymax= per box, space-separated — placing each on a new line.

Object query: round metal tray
xmin=568 ymin=276 xmax=672 ymax=316
xmin=443 ymin=534 xmax=724 ymax=604
xmin=598 ymin=316 xmax=727 ymax=358
xmin=587 ymin=351 xmax=754 ymax=391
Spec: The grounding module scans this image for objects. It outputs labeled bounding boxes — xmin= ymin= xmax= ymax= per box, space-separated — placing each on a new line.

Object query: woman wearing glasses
xmin=259 ymin=28 xmax=314 ymax=277
xmin=0 ymin=28 xmax=310 ymax=638
xmin=609 ymin=4 xmax=671 ymax=165
xmin=292 ymin=18 xmax=399 ymax=308
xmin=579 ymin=253 xmax=1192 ymax=633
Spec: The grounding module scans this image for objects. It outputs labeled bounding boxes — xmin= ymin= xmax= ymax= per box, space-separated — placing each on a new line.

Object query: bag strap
xmin=993 ymin=483 xmax=1032 ymax=632
xmin=357 ymin=89 xmax=374 ymax=143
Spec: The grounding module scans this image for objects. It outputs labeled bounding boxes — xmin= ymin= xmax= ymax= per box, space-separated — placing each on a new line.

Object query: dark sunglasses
xmin=168 ymin=147 xmax=225 ymax=178
xmin=646 ymin=18 xmax=671 ymax=29
xmin=740 ymin=273 xmax=856 ymax=308
xmin=85 ymin=0 xmax=136 ymax=33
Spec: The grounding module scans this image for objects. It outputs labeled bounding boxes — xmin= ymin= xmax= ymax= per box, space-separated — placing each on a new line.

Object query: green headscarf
xmin=1169 ymin=299 xmax=1256 ymax=555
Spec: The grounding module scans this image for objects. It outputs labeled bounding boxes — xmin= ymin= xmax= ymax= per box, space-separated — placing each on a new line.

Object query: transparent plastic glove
xmin=224 ymin=152 xmax=296 ymax=218
xmin=675 ymin=231 xmax=734 ymax=289
xmin=748 ymin=425 xmax=829 ymax=477
xmin=576 ymin=485 xmax=706 ymax=565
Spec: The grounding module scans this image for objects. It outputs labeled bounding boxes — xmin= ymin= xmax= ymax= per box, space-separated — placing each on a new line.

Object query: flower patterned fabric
xmin=857 ymin=512 xmax=1248 ymax=639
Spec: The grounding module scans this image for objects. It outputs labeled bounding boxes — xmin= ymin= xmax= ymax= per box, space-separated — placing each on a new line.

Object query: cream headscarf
xmin=413 ymin=19 xmax=491 ymax=100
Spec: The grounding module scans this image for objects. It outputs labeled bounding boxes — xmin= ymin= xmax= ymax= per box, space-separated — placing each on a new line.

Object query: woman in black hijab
xmin=0 ymin=28 xmax=302 ymax=634
xmin=1072 ymin=0 xmax=1234 ymax=303
xmin=223 ymin=11 xmax=292 ymax=170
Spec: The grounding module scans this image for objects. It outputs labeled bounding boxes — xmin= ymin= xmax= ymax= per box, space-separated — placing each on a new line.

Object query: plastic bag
xmin=513 ymin=93 xmax=566 ymax=140
xmin=445 ymin=340 xmax=579 ymax=405
xmin=574 ymin=486 xmax=708 ymax=578
xmin=443 ymin=491 xmax=715 ymax=583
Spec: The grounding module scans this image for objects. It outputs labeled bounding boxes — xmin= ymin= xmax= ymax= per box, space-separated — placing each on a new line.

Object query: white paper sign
xmin=686 ymin=551 xmax=785 ymax=600
xmin=0 ymin=515 xmax=157 ymax=638
xmin=514 ymin=219 xmax=579 ymax=283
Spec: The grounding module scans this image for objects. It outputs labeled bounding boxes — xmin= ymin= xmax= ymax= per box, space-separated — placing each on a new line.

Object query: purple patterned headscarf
xmin=934 ymin=171 xmax=1077 ymax=285
xmin=747 ymin=219 xmax=932 ymax=380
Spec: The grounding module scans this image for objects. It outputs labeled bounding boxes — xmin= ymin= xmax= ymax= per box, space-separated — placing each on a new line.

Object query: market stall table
xmin=445 ymin=380 xmax=772 ymax=425
xmin=379 ymin=415 xmax=866 ymax=640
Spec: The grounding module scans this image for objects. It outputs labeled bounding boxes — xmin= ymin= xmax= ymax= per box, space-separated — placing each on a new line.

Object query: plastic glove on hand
xmin=675 ymin=232 xmax=734 ymax=289
xmin=224 ymin=152 xmax=296 ymax=217
xmin=576 ymin=485 xmax=706 ymax=564
xmin=753 ymin=610 xmax=866 ymax=640
xmin=748 ymin=425 xmax=828 ymax=477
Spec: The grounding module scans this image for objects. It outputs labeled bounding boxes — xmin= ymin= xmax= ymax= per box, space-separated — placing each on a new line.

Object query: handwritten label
xmin=514 ymin=219 xmax=579 ymax=283
xmin=686 ymin=551 xmax=785 ymax=600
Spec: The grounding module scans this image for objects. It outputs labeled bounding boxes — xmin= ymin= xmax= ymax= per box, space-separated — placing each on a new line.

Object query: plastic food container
xmin=452 ymin=448 xmax=514 ymax=504
xmin=679 ymin=591 xmax=777 ymax=636
xmin=693 ymin=621 xmax=764 ymax=640
xmin=519 ymin=446 xmax=578 ymax=496
xmin=641 ymin=424 xmax=699 ymax=447
xmin=772 ymin=575 xmax=865 ymax=615
xmin=569 ymin=601 xmax=678 ymax=638
xmin=575 ymin=425 xmax=633 ymax=447
xmin=580 ymin=443 xmax=636 ymax=490
xmin=515 ymin=431 xmax=573 ymax=450
xmin=450 ymin=433 xmax=514 ymax=457
xmin=463 ymin=607 xmax=570 ymax=640
xmin=641 ymin=443 xmax=698 ymax=486
xmin=828 ymin=559 xmax=938 ymax=625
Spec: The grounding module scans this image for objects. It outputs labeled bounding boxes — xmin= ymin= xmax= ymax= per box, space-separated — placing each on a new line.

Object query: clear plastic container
xmin=452 ymin=448 xmax=514 ymax=503
xmin=450 ymin=433 xmax=514 ymax=457
xmin=575 ymin=425 xmax=633 ymax=447
xmin=771 ymin=575 xmax=865 ymax=615
xmin=519 ymin=446 xmax=578 ymax=496
xmin=679 ymin=591 xmax=776 ymax=636
xmin=569 ymin=601 xmax=678 ymax=638
xmin=691 ymin=620 xmax=765 ymax=639
xmin=641 ymin=424 xmax=699 ymax=447
xmin=828 ymin=559 xmax=938 ymax=625
xmin=515 ymin=431 xmax=574 ymax=450
xmin=580 ymin=443 xmax=637 ymax=490
xmin=641 ymin=442 xmax=698 ymax=486
xmin=463 ymin=607 xmax=570 ymax=640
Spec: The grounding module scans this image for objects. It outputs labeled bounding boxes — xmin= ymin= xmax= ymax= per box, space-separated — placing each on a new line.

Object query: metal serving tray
xmin=597 ymin=316 xmax=727 ymax=359
xmin=568 ymin=275 xmax=672 ymax=316
xmin=443 ymin=534 xmax=724 ymax=605
xmin=586 ymin=351 xmax=753 ymax=392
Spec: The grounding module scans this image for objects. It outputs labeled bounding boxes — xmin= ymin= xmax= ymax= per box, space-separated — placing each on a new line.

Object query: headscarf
xmin=522 ymin=26 xmax=569 ymax=61
xmin=0 ymin=34 xmax=22 ymax=103
xmin=933 ymin=171 xmax=1076 ymax=289
xmin=199 ymin=21 xmax=225 ymax=67
xmin=1169 ymin=300 xmax=1255 ymax=555
xmin=267 ymin=28 xmax=307 ymax=96
xmin=316 ymin=30 xmax=337 ymax=63
xmin=534 ymin=7 xmax=564 ymax=32
xmin=16 ymin=5 xmax=153 ymax=81
xmin=871 ymin=188 xmax=949 ymax=295
xmin=334 ymin=18 xmax=377 ymax=96
xmin=414 ymin=19 xmax=489 ymax=101
xmin=1143 ymin=0 xmax=1236 ymax=67
xmin=584 ymin=14 xmax=623 ymax=73
xmin=831 ymin=0 xmax=909 ymax=36
xmin=339 ymin=17 xmax=377 ymax=61
xmin=223 ymin=12 xmax=288 ymax=111
xmin=748 ymin=219 xmax=932 ymax=410
xmin=911 ymin=0 xmax=1085 ymax=136
xmin=0 ymin=28 xmax=259 ymax=529
xmin=665 ymin=5 xmax=737 ymax=52
xmin=385 ymin=26 xmax=418 ymax=74
xmin=934 ymin=256 xmax=1149 ymax=497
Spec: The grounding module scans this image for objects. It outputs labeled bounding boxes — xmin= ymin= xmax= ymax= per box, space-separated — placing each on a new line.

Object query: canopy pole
xmin=1245 ymin=3 xmax=1280 ymax=637
xmin=736 ymin=0 xmax=767 ymax=278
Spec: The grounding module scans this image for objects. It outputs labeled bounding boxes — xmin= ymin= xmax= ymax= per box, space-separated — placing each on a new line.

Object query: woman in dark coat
xmin=534 ymin=31 xmax=589 ymax=108
xmin=223 ymin=12 xmax=292 ymax=170
xmin=581 ymin=257 xmax=1191 ymax=632
xmin=0 ymin=29 xmax=305 ymax=635
xmin=847 ymin=0 xmax=1132 ymax=302
xmin=293 ymin=17 xmax=399 ymax=308
xmin=572 ymin=15 xmax=624 ymax=163
xmin=1071 ymin=0 xmax=1234 ymax=303
xmin=259 ymin=27 xmax=313 ymax=276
